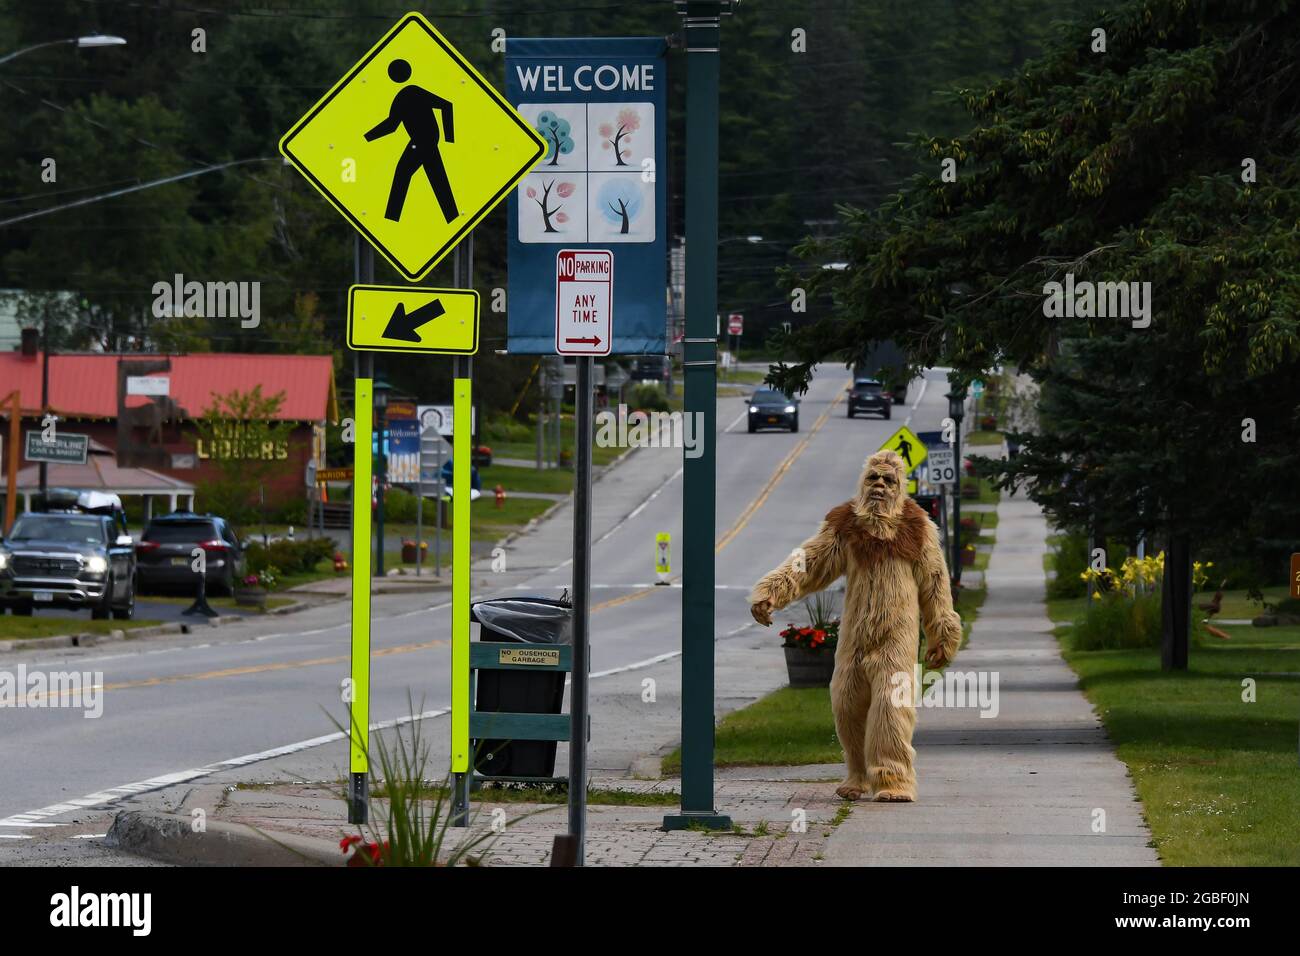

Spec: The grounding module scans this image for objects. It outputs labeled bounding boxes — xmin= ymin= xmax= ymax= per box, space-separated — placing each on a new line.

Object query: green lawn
xmin=960 ymin=476 xmax=1000 ymax=504
xmin=661 ymin=582 xmax=989 ymax=775
xmin=0 ymin=616 xmax=164 ymax=640
xmin=719 ymin=368 xmax=767 ymax=387
xmin=483 ymin=463 xmax=574 ymax=495
xmin=1046 ymin=586 xmax=1300 ymax=864
xmin=965 ymin=429 xmax=1004 ymax=446
xmin=1063 ymin=641 xmax=1300 ymax=865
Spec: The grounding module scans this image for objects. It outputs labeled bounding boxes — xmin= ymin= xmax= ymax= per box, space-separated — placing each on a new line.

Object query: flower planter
xmin=784 ymin=645 xmax=836 ymax=688
xmin=960 ymin=548 xmax=977 ymax=567
xmin=235 ymin=587 xmax=268 ymax=609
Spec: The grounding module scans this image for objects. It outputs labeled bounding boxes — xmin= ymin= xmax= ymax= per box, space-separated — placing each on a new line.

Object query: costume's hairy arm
xmin=916 ymin=525 xmax=962 ymax=667
xmin=748 ymin=521 xmax=846 ymax=625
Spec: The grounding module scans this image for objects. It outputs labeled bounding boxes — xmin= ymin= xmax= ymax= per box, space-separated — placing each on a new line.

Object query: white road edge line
xmin=903 ymin=375 xmax=928 ymax=428
xmin=0 ymin=627 xmax=748 ymax=831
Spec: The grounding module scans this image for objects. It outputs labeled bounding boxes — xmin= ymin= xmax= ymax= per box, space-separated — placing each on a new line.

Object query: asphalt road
xmin=0 ymin=366 xmax=953 ymax=840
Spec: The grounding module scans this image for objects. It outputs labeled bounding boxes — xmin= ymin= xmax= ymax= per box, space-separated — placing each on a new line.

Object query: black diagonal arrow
xmin=383 ymin=298 xmax=446 ymax=343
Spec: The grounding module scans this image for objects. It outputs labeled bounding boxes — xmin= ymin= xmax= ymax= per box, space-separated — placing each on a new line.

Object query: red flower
xmin=814 ymin=629 xmax=825 ymax=640
xmin=340 ymin=834 xmax=362 ymax=852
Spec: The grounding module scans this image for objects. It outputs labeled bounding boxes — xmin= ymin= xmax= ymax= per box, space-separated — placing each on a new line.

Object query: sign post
xmin=281 ymin=11 xmax=538 ymax=829
xmin=568 ymin=355 xmax=595 ymax=860
xmin=348 ymin=378 xmax=374 ymax=825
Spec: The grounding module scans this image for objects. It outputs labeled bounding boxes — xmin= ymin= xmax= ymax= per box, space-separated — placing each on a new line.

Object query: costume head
xmin=854 ymin=450 xmax=907 ymax=519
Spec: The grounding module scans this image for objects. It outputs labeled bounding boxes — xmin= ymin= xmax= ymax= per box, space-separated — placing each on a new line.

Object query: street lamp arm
xmin=0 ymin=157 xmax=278 ymax=228
xmin=0 ymin=34 xmax=126 ymax=65
xmin=0 ymin=38 xmax=77 ymax=66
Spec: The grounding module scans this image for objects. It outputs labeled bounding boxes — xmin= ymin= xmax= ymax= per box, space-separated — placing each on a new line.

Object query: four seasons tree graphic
xmin=599 ymin=108 xmax=641 ymax=166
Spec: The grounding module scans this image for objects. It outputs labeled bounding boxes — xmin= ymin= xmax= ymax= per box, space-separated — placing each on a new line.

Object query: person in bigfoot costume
xmin=749 ymin=449 xmax=962 ymax=801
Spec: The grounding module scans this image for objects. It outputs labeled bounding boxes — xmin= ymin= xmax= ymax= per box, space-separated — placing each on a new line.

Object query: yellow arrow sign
xmin=878 ymin=425 xmax=928 ymax=475
xmin=279 ymin=12 xmax=546 ymax=280
xmin=348 ymin=285 xmax=478 ymax=354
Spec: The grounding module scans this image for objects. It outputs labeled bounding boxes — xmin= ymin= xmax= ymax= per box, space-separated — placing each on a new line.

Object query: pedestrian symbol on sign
xmin=877 ymin=425 xmax=928 ymax=475
xmin=365 ymin=58 xmax=460 ymax=224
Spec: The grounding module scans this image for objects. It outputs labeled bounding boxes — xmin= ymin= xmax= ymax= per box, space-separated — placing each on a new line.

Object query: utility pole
xmin=664 ymin=0 xmax=738 ymax=832
xmin=946 ymin=384 xmax=968 ymax=592
xmin=39 ymin=317 xmax=48 ymax=501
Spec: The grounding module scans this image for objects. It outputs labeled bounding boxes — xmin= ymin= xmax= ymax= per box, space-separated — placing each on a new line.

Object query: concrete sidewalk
xmin=824 ymin=495 xmax=1159 ymax=865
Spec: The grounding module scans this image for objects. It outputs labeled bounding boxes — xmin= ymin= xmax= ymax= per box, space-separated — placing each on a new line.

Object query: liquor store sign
xmin=196 ymin=422 xmax=290 ymax=461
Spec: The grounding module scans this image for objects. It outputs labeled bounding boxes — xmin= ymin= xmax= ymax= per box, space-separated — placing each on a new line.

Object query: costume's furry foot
xmin=872 ymin=789 xmax=915 ymax=803
xmin=835 ymin=782 xmax=868 ymax=801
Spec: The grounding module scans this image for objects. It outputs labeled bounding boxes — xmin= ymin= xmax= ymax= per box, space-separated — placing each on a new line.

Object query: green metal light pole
xmin=664 ymin=0 xmax=738 ymax=832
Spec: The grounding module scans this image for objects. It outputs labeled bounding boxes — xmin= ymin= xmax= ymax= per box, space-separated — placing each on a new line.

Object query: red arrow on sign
xmin=564 ymin=336 xmax=602 ymax=346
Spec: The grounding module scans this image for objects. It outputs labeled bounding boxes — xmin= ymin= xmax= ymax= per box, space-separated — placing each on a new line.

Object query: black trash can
xmin=471 ymin=597 xmax=572 ymax=778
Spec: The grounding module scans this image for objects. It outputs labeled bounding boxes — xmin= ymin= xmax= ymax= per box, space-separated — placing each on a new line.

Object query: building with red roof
xmin=1 ymin=350 xmax=337 ymax=514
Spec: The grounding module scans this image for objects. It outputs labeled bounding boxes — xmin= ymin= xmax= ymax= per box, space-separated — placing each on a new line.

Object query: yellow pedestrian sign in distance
xmin=279 ymin=12 xmax=546 ymax=280
xmin=347 ymin=285 xmax=479 ymax=355
xmin=655 ymin=532 xmax=671 ymax=584
xmin=879 ymin=425 xmax=928 ymax=475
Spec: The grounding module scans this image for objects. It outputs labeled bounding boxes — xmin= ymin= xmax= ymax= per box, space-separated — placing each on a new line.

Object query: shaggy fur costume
xmin=749 ymin=450 xmax=962 ymax=801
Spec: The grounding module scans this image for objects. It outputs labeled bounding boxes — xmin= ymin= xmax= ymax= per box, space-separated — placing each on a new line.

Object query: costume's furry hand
xmin=924 ymin=630 xmax=961 ymax=668
xmin=750 ymin=600 xmax=774 ymax=627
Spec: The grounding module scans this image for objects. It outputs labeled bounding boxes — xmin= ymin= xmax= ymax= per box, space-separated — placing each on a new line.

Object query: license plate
xmin=767 ymin=416 xmax=778 ymax=423
xmin=170 ymin=557 xmax=189 ymax=567
xmin=33 ymin=591 xmax=54 ymax=602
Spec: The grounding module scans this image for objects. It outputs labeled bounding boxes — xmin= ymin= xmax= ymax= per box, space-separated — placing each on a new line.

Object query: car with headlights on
xmin=0 ymin=512 xmax=136 ymax=619
xmin=747 ymin=388 xmax=799 ymax=433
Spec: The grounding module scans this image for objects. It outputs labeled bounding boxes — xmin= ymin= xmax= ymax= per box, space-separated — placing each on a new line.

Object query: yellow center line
xmin=714 ymin=387 xmax=845 ymax=554
xmin=36 ymin=386 xmax=843 ymax=689
xmin=590 ymin=382 xmax=846 ymax=612
xmin=28 ymin=639 xmax=447 ymax=701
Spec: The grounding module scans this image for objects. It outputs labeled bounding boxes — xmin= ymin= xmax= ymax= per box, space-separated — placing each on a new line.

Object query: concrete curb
xmin=105 ymin=809 xmax=342 ymax=867
xmin=0 ymin=615 xmax=246 ymax=654
xmin=0 ymin=595 xmax=334 ymax=653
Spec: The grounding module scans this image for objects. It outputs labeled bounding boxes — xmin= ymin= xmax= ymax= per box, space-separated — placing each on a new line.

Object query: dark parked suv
xmin=847 ymin=378 xmax=893 ymax=419
xmin=136 ymin=513 xmax=246 ymax=596
xmin=0 ymin=512 xmax=136 ymax=619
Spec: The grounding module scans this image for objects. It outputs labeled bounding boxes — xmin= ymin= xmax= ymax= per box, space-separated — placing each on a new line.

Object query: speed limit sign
xmin=929 ymin=448 xmax=957 ymax=486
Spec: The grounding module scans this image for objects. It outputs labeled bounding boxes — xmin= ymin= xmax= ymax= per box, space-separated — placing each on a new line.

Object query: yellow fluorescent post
xmin=451 ymin=377 xmax=471 ymax=773
xmin=351 ymin=379 xmax=374 ymax=774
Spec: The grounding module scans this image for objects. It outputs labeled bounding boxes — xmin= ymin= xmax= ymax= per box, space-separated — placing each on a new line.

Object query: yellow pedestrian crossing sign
xmin=879 ymin=425 xmax=927 ymax=475
xmin=655 ymin=533 xmax=671 ymax=575
xmin=348 ymin=285 xmax=479 ymax=355
xmin=279 ymin=12 xmax=546 ymax=281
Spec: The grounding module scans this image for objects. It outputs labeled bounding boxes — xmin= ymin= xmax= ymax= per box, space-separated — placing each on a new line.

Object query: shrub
xmin=1069 ymin=590 xmax=1207 ymax=651
xmin=629 ymin=383 xmax=670 ymax=412
xmin=483 ymin=413 xmax=531 ymax=445
xmin=1069 ymin=592 xmax=1163 ymax=650
xmin=381 ymin=487 xmax=419 ymax=524
xmin=1047 ymin=532 xmax=1088 ymax=599
xmin=245 ymin=537 xmax=334 ymax=576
